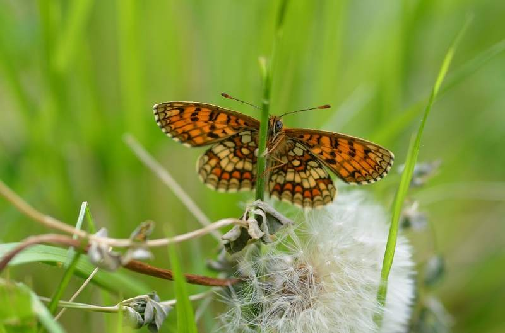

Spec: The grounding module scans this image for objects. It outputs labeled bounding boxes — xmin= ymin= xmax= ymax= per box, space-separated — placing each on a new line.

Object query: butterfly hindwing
xmin=197 ymin=131 xmax=257 ymax=192
xmin=154 ymin=102 xmax=260 ymax=147
xmin=268 ymin=140 xmax=336 ymax=208
xmin=285 ymin=129 xmax=394 ymax=184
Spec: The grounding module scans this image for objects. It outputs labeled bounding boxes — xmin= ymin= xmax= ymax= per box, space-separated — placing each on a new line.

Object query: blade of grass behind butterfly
xmin=374 ymin=17 xmax=470 ymax=327
xmin=255 ymin=0 xmax=289 ymax=201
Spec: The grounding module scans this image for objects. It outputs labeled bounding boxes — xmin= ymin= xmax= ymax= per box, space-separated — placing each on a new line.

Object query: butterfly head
xmin=268 ymin=116 xmax=284 ymax=138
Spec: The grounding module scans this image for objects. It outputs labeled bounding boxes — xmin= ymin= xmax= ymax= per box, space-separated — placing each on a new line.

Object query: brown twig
xmin=124 ymin=260 xmax=240 ymax=286
xmin=0 ymin=234 xmax=240 ymax=286
xmin=0 ymin=180 xmax=88 ymax=238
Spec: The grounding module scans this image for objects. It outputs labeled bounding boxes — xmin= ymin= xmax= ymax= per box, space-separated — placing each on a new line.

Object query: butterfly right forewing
xmin=285 ymin=128 xmax=394 ymax=184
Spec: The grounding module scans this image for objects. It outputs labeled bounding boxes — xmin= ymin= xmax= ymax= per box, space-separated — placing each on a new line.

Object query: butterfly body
xmin=154 ymin=101 xmax=394 ymax=209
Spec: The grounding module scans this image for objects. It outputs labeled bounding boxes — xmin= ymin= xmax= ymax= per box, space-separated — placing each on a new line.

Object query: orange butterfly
xmin=153 ymin=97 xmax=394 ymax=209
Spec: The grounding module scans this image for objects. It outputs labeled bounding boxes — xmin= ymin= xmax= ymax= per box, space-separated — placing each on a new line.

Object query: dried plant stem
xmin=55 ymin=267 xmax=99 ymax=320
xmin=123 ymin=134 xmax=221 ymax=240
xmin=0 ymin=234 xmax=79 ymax=270
xmin=124 ymin=260 xmax=240 ymax=287
xmin=0 ymin=234 xmax=240 ymax=286
xmin=0 ymin=180 xmax=88 ymax=238
xmin=39 ymin=290 xmax=213 ymax=313
xmin=0 ymin=178 xmax=239 ymax=248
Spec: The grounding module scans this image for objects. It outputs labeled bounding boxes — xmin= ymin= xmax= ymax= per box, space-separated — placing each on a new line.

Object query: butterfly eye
xmin=275 ymin=120 xmax=283 ymax=131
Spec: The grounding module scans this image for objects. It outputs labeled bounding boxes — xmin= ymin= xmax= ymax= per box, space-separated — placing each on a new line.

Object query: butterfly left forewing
xmin=154 ymin=102 xmax=259 ymax=147
xmin=285 ymin=128 xmax=394 ymax=184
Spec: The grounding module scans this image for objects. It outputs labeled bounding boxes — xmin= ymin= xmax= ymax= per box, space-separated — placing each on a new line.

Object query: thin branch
xmin=124 ymin=260 xmax=240 ymax=287
xmin=0 ymin=178 xmax=238 ymax=248
xmin=55 ymin=267 xmax=99 ymax=320
xmin=0 ymin=180 xmax=87 ymax=238
xmin=0 ymin=234 xmax=241 ymax=286
xmin=123 ymin=134 xmax=221 ymax=240
xmin=0 ymin=234 xmax=79 ymax=270
xmin=39 ymin=290 xmax=214 ymax=313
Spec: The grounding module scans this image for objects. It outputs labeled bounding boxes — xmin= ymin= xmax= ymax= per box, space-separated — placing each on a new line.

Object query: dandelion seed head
xmin=219 ymin=191 xmax=415 ymax=333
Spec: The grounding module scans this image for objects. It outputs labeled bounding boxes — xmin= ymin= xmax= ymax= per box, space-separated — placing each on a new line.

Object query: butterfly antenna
xmin=221 ymin=92 xmax=261 ymax=110
xmin=280 ymin=104 xmax=331 ymax=118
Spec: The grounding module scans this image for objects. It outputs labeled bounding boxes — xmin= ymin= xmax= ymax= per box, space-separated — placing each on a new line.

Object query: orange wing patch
xmin=198 ymin=131 xmax=257 ymax=192
xmin=154 ymin=102 xmax=259 ymax=147
xmin=286 ymin=129 xmax=394 ymax=184
xmin=268 ymin=140 xmax=336 ymax=209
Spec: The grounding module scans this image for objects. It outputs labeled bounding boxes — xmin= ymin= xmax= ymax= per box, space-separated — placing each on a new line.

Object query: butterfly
xmin=153 ymin=98 xmax=394 ymax=209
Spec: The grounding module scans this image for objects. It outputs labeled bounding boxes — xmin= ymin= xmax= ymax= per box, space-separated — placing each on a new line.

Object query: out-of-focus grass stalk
xmin=374 ymin=19 xmax=470 ymax=327
xmin=54 ymin=0 xmax=94 ymax=73
xmin=0 ymin=9 xmax=35 ymax=121
xmin=372 ymin=31 xmax=505 ymax=145
xmin=255 ymin=0 xmax=289 ymax=201
xmin=117 ymin=0 xmax=146 ymax=141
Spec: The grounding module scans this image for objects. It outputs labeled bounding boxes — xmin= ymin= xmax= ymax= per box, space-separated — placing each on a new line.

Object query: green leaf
xmin=0 ymin=244 xmax=150 ymax=297
xmin=0 ymin=279 xmax=65 ymax=333
xmin=167 ymin=241 xmax=197 ymax=333
xmin=374 ymin=18 xmax=471 ymax=327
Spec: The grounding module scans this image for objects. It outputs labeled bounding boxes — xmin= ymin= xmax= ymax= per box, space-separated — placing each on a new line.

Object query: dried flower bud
xmin=121 ymin=292 xmax=171 ymax=332
xmin=222 ymin=200 xmax=293 ymax=254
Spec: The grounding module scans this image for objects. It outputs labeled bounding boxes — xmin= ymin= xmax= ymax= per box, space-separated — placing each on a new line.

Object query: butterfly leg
xmin=260 ymin=155 xmax=287 ymax=178
xmin=263 ymin=132 xmax=286 ymax=157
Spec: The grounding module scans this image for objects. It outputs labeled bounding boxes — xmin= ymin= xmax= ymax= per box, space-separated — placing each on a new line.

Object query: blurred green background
xmin=0 ymin=0 xmax=504 ymax=332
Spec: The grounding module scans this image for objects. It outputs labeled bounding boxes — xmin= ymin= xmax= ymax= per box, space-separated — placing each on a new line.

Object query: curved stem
xmin=0 ymin=234 xmax=241 ymax=286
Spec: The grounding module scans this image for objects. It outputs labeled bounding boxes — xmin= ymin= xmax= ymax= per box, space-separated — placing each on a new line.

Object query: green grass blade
xmin=255 ymin=57 xmax=271 ymax=201
xmin=167 ymin=239 xmax=198 ymax=333
xmin=84 ymin=204 xmax=97 ymax=234
xmin=374 ymin=19 xmax=470 ymax=327
xmin=47 ymin=202 xmax=88 ymax=315
xmin=31 ymin=289 xmax=66 ymax=333
xmin=0 ymin=280 xmax=65 ymax=333
xmin=255 ymin=0 xmax=290 ymax=201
